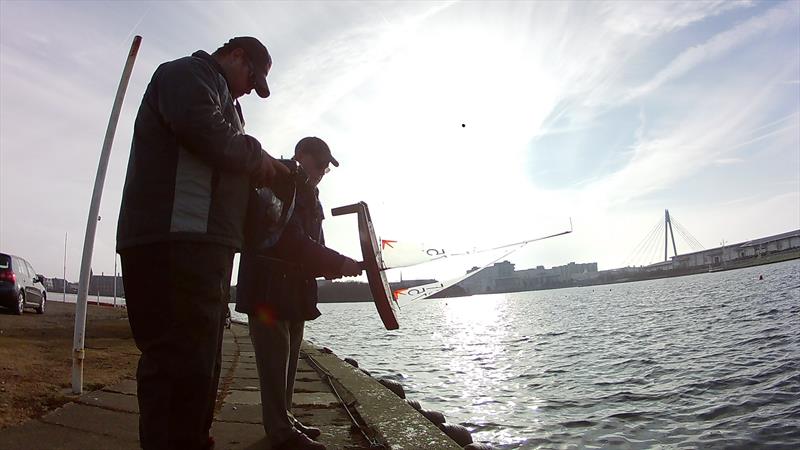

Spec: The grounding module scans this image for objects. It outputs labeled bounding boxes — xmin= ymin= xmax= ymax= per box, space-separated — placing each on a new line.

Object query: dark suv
xmin=0 ymin=253 xmax=46 ymax=315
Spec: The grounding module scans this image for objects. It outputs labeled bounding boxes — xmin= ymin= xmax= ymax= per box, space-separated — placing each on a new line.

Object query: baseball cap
xmin=295 ymin=137 xmax=339 ymax=167
xmin=226 ymin=36 xmax=271 ymax=98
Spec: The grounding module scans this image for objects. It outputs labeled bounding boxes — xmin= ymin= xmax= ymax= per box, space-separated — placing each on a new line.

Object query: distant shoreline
xmin=314 ymin=252 xmax=799 ymax=303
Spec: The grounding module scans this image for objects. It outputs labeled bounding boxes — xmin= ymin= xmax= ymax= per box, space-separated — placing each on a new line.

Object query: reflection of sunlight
xmin=437 ymin=294 xmax=543 ymax=447
xmin=443 ymin=293 xmax=505 ymax=331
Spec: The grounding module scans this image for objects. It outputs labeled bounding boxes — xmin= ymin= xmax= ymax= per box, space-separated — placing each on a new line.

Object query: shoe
xmin=294 ymin=421 xmax=322 ymax=439
xmin=273 ymin=431 xmax=327 ymax=450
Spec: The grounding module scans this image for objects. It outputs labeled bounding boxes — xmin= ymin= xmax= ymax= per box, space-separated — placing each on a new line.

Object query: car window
xmin=16 ymin=258 xmax=29 ymax=277
xmin=0 ymin=254 xmax=9 ymax=269
xmin=26 ymin=262 xmax=37 ymax=280
xmin=20 ymin=259 xmax=30 ymax=277
xmin=11 ymin=257 xmax=22 ymax=276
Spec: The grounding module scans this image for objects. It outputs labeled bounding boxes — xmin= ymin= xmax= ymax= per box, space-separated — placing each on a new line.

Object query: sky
xmin=1 ymin=0 xmax=798 ymax=284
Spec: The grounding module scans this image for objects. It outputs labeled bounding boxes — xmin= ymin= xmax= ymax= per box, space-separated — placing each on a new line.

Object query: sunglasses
xmin=316 ymin=159 xmax=331 ymax=175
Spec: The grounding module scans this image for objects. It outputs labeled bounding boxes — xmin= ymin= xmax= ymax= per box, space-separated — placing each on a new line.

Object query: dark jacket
xmin=236 ymin=162 xmax=345 ymax=320
xmin=117 ymin=50 xmax=268 ymax=251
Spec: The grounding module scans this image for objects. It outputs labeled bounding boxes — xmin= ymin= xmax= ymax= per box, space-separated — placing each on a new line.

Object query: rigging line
xmin=639 ymin=220 xmax=665 ymax=265
xmin=641 ymin=221 xmax=664 ymax=265
xmin=671 ymin=224 xmax=690 ymax=253
xmin=647 ymin=220 xmax=667 ymax=262
xmin=629 ymin=222 xmax=653 ymax=266
xmin=381 ymin=226 xmax=573 ymax=271
xmin=673 ymin=222 xmax=702 ymax=252
xmin=624 ymin=217 xmax=663 ymax=266
xmin=626 ymin=224 xmax=658 ymax=266
xmin=672 ymin=217 xmax=704 ymax=250
xmin=669 ymin=216 xmax=700 ymax=247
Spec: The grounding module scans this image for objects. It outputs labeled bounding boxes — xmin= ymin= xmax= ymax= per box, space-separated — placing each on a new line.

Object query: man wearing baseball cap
xmin=236 ymin=137 xmax=361 ymax=450
xmin=117 ymin=36 xmax=287 ymax=450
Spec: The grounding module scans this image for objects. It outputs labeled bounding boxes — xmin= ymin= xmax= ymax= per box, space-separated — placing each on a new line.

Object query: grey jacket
xmin=117 ymin=50 xmax=268 ymax=251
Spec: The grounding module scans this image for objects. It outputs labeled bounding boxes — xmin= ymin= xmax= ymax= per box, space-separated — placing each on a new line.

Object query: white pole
xmin=98 ymin=272 xmax=102 ymax=305
xmin=72 ymin=35 xmax=142 ymax=394
xmin=63 ymin=232 xmax=67 ymax=302
xmin=113 ymin=255 xmax=117 ymax=307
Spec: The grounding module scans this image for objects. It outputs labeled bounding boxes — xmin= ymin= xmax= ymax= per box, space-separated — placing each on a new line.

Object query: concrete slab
xmin=0 ymin=420 xmax=139 ymax=450
xmin=103 ymin=378 xmax=137 ymax=396
xmin=223 ymin=360 xmax=257 ymax=371
xmin=292 ymin=392 xmax=339 ymax=408
xmin=233 ymin=367 xmax=260 ymax=379
xmin=293 ymin=407 xmax=352 ymax=428
xmin=226 ymin=390 xmax=262 ymax=405
xmin=209 ymin=421 xmax=266 ymax=450
xmin=217 ymin=403 xmax=262 ymax=424
xmin=41 ymin=403 xmax=139 ymax=442
xmin=296 ymin=359 xmax=315 ymax=372
xmin=317 ymin=424 xmax=370 ymax=449
xmin=230 ymin=377 xmax=261 ymax=390
xmin=231 ymin=372 xmax=259 ymax=380
xmin=79 ymin=390 xmax=139 ymax=413
xmin=303 ymin=344 xmax=462 ymax=450
xmin=293 ymin=380 xmax=329 ymax=392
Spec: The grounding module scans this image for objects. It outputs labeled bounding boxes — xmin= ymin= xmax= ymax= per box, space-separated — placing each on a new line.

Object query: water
xmin=237 ymin=260 xmax=800 ymax=448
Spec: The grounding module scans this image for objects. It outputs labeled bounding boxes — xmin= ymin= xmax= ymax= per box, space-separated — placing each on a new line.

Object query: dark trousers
xmin=247 ymin=316 xmax=305 ymax=445
xmin=120 ymin=242 xmax=234 ymax=450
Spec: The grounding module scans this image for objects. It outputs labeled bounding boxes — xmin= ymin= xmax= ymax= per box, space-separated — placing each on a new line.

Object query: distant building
xmin=672 ymin=229 xmax=800 ymax=269
xmin=458 ymin=260 xmax=599 ymax=294
xmin=88 ymin=274 xmax=125 ymax=297
xmin=47 ymin=277 xmax=77 ymax=293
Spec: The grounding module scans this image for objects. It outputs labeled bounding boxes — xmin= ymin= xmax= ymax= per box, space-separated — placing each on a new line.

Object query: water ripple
xmin=297 ymin=260 xmax=800 ymax=448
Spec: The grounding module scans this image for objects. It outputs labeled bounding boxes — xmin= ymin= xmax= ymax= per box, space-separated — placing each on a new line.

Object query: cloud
xmin=625 ymin=1 xmax=799 ymax=101
xmin=601 ymin=1 xmax=754 ymax=36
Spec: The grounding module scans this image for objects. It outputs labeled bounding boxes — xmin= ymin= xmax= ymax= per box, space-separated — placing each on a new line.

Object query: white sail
xmin=381 ymin=226 xmax=572 ymax=270
xmin=379 ymin=239 xmax=448 ymax=269
xmin=391 ymin=226 xmax=573 ymax=303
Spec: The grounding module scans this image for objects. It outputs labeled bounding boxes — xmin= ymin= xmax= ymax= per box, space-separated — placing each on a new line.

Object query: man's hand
xmin=339 ymin=257 xmax=363 ymax=277
xmin=257 ymin=152 xmax=291 ymax=187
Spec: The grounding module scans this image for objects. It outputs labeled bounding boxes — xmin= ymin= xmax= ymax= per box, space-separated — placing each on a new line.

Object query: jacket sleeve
xmin=270 ymin=217 xmax=345 ymax=277
xmin=150 ymin=59 xmax=265 ymax=180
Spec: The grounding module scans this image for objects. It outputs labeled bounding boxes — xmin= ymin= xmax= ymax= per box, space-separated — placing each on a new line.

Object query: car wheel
xmin=35 ymin=294 xmax=46 ymax=314
xmin=14 ymin=291 xmax=24 ymax=315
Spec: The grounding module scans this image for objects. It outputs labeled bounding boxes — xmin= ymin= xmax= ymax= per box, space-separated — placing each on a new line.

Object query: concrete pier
xmin=0 ymin=324 xmax=461 ymax=449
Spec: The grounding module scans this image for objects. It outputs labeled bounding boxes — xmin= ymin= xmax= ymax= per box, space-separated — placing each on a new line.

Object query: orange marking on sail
xmin=381 ymin=239 xmax=397 ymax=249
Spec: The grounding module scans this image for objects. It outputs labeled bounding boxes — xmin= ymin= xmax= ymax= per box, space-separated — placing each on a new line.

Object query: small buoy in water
xmin=759 ymin=275 xmax=763 ymax=280
xmin=344 ymin=357 xmax=359 ymax=368
xmin=438 ymin=423 xmax=473 ymax=446
xmin=378 ymin=378 xmax=406 ymax=398
xmin=420 ymin=408 xmax=445 ymax=425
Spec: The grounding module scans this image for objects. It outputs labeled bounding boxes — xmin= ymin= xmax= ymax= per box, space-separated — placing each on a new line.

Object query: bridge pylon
xmin=665 ymin=209 xmax=678 ymax=261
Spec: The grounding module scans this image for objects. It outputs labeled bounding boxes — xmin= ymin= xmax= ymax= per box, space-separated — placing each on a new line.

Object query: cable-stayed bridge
xmin=624 ymin=209 xmax=705 ymax=267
